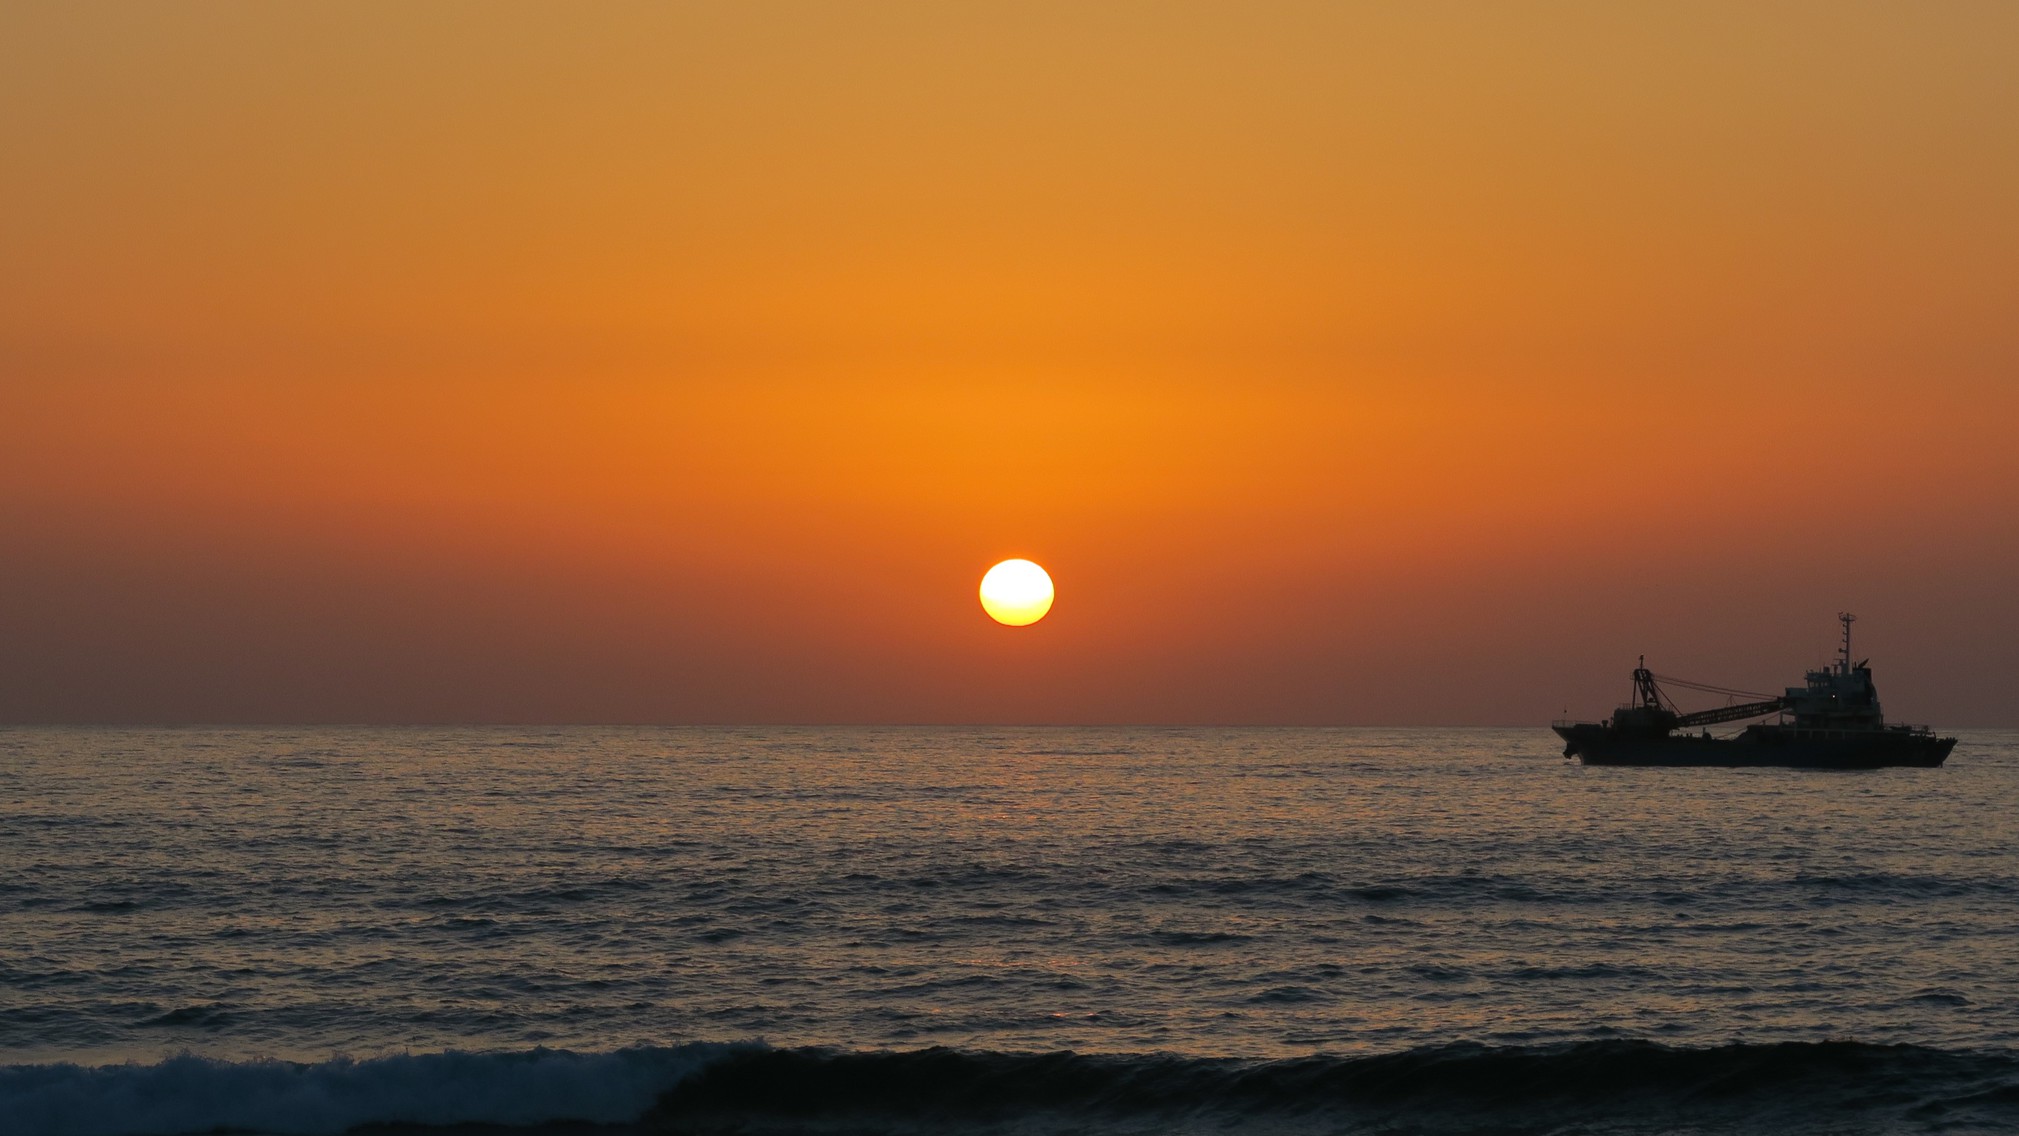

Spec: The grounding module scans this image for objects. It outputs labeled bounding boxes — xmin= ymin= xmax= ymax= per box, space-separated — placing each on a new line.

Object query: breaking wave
xmin=10 ymin=1040 xmax=2019 ymax=1136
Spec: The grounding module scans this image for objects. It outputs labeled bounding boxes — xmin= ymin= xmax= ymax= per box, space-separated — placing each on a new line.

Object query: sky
xmin=3 ymin=2 xmax=2016 ymax=725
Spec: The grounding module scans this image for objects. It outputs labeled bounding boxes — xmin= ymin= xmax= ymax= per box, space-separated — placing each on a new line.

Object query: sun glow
xmin=979 ymin=559 xmax=1054 ymax=626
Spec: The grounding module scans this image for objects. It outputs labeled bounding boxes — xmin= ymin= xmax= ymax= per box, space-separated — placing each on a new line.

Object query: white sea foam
xmin=1 ymin=1045 xmax=731 ymax=1136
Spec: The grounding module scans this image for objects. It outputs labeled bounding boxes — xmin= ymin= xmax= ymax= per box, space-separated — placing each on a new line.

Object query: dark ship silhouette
xmin=1553 ymin=614 xmax=1955 ymax=768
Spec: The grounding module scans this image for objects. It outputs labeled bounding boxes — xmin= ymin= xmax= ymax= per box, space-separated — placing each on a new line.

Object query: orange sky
xmin=4 ymin=2 xmax=2016 ymax=724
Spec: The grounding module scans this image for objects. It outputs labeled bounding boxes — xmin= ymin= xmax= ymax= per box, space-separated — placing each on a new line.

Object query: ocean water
xmin=4 ymin=725 xmax=2019 ymax=1135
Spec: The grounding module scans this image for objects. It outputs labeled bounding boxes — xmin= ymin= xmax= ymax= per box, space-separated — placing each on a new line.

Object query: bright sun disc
xmin=979 ymin=559 xmax=1054 ymax=626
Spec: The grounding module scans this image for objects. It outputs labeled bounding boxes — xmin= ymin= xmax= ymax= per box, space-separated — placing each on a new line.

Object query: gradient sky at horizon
xmin=4 ymin=2 xmax=2016 ymax=724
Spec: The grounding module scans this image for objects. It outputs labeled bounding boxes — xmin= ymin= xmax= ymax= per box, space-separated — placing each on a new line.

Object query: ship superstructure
xmin=1552 ymin=614 xmax=1955 ymax=768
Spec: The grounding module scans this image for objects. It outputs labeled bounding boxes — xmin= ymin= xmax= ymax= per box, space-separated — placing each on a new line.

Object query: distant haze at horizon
xmin=2 ymin=3 xmax=2015 ymax=726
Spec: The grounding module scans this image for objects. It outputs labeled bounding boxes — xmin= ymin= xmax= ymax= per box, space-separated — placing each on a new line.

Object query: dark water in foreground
xmin=4 ymin=726 xmax=2018 ymax=1135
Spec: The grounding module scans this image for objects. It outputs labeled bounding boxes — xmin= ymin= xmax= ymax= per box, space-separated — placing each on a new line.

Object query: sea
xmin=5 ymin=726 xmax=2019 ymax=1136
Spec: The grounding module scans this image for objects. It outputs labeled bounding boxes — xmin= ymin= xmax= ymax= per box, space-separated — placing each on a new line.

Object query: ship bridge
xmin=1782 ymin=613 xmax=1884 ymax=729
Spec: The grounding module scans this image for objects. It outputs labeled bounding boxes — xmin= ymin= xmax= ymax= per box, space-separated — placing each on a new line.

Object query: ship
xmin=1552 ymin=614 xmax=1955 ymax=768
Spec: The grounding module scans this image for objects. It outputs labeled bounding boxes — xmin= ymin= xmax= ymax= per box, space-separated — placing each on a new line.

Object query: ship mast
xmin=1838 ymin=611 xmax=1856 ymax=674
xmin=1632 ymin=655 xmax=1664 ymax=710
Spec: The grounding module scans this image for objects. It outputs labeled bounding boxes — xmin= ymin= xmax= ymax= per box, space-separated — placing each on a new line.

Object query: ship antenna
xmin=1838 ymin=612 xmax=1856 ymax=674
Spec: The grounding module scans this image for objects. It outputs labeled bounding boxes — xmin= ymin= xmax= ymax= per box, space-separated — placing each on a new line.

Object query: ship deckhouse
xmin=1783 ymin=614 xmax=1883 ymax=730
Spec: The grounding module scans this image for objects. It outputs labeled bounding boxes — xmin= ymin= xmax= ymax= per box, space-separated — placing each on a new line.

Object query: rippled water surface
xmin=5 ymin=726 xmax=2018 ymax=1134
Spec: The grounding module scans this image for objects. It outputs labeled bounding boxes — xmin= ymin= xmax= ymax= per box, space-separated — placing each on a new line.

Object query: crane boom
xmin=1672 ymin=698 xmax=1786 ymax=729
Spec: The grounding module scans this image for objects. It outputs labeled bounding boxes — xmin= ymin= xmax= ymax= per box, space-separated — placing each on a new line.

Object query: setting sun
xmin=979 ymin=559 xmax=1054 ymax=627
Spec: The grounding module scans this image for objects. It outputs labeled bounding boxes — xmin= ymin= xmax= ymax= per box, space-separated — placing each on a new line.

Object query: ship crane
xmin=1629 ymin=659 xmax=1787 ymax=729
xmin=1670 ymin=698 xmax=1787 ymax=729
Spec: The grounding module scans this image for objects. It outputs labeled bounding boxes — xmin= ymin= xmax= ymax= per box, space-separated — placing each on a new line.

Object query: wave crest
xmin=9 ymin=1040 xmax=2019 ymax=1136
xmin=3 ymin=1045 xmax=726 ymax=1136
xmin=651 ymin=1041 xmax=2019 ymax=1134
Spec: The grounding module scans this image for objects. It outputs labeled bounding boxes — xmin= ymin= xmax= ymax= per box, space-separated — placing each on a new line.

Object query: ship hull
xmin=1553 ymin=724 xmax=1954 ymax=769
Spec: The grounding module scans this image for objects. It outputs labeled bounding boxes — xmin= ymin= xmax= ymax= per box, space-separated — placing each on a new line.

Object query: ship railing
xmin=1784 ymin=724 xmax=1937 ymax=738
xmin=1552 ymin=718 xmax=1602 ymax=729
